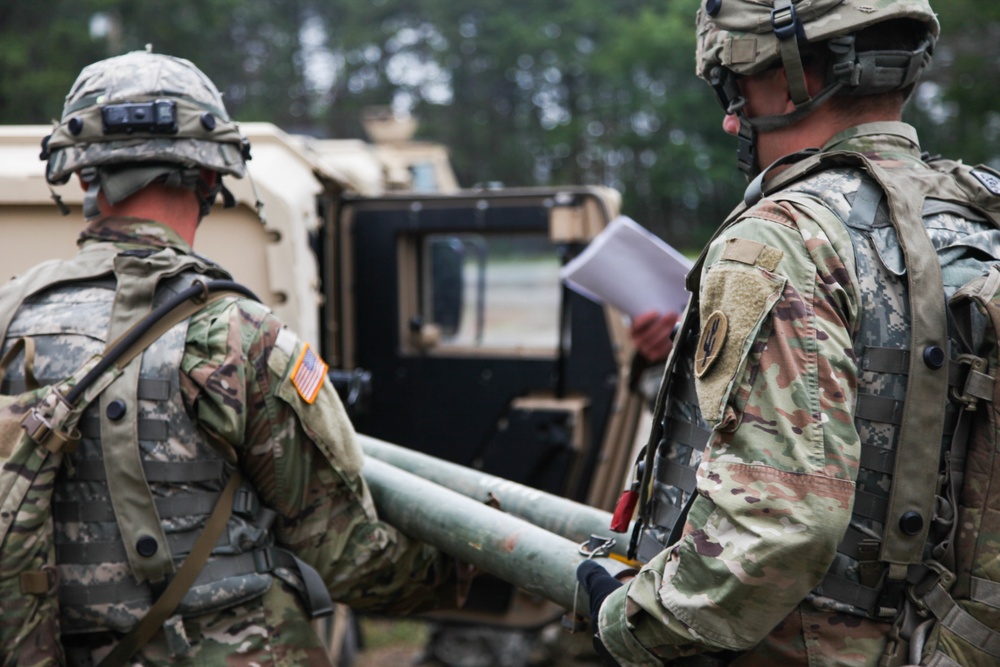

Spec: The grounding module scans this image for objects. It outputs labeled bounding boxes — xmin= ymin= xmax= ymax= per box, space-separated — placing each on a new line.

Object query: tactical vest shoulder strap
xmin=846 ymin=157 xmax=950 ymax=576
xmin=99 ymin=250 xmax=233 ymax=585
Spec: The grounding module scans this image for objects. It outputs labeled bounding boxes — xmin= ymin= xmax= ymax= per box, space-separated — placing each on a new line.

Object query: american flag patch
xmin=291 ymin=343 xmax=327 ymax=404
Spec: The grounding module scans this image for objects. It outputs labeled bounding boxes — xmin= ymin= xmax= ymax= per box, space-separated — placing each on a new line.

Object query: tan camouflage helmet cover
xmin=44 ymin=50 xmax=248 ymax=185
xmin=696 ymin=0 xmax=940 ymax=81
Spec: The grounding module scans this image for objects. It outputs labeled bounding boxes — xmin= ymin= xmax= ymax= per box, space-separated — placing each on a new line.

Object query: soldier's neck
xmin=90 ymin=183 xmax=200 ymax=245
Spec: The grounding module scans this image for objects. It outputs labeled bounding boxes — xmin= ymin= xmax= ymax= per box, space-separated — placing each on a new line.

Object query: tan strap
xmin=0 ymin=337 xmax=38 ymax=391
xmin=971 ymin=576 xmax=1000 ymax=609
xmin=96 ymin=469 xmax=243 ymax=667
xmin=88 ymin=284 xmax=245 ymax=588
xmin=923 ymin=583 xmax=1000 ymax=659
xmin=925 ymin=652 xmax=964 ymax=667
xmin=771 ymin=0 xmax=811 ymax=106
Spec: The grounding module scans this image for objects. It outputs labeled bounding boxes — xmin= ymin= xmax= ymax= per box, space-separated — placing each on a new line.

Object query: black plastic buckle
xmin=771 ymin=3 xmax=799 ymax=41
xmin=232 ymin=486 xmax=258 ymax=517
xmin=253 ymin=548 xmax=274 ymax=573
xmin=710 ymin=66 xmax=746 ymax=115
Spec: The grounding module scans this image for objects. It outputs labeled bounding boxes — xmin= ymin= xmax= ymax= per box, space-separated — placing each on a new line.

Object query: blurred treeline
xmin=2 ymin=0 xmax=997 ymax=250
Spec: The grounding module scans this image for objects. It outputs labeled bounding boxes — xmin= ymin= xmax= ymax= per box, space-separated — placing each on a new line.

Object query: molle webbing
xmin=55 ymin=492 xmax=226 ymax=524
xmin=58 ymin=546 xmax=332 ymax=620
xmin=2 ymin=377 xmax=170 ymax=401
xmin=631 ymin=299 xmax=713 ymax=564
xmin=57 ymin=530 xmax=231 ymax=565
xmin=68 ymin=459 xmax=225 ymax=483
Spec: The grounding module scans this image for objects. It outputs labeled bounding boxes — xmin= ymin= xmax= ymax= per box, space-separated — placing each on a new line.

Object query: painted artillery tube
xmin=362 ymin=456 xmax=634 ymax=614
xmin=359 ymin=434 xmax=633 ymax=558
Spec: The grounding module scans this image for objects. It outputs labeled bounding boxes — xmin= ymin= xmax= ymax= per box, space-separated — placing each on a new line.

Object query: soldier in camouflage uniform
xmin=0 ymin=50 xmax=460 ymax=666
xmin=577 ymin=1 xmax=1000 ymax=665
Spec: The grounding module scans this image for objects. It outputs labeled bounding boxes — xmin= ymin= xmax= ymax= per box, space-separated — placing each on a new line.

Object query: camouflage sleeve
xmin=180 ymin=298 xmax=456 ymax=614
xmin=599 ymin=198 xmax=862 ymax=663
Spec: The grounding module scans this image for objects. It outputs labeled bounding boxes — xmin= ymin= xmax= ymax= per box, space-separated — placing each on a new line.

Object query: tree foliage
xmin=0 ymin=1 xmax=995 ymax=250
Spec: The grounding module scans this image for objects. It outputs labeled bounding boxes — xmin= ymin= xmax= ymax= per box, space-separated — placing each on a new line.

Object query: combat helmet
xmin=695 ymin=0 xmax=939 ymax=176
xmin=41 ymin=48 xmax=252 ymax=219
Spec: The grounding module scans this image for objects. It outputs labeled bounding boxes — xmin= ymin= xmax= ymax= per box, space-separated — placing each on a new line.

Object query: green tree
xmin=1 ymin=0 xmax=996 ymax=250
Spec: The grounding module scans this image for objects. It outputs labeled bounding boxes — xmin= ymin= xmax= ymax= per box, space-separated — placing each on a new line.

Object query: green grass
xmin=359 ymin=616 xmax=430 ymax=650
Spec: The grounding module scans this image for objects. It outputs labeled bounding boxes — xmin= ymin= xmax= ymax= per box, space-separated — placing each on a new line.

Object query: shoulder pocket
xmin=269 ymin=336 xmax=363 ymax=480
xmin=696 ymin=247 xmax=787 ymax=426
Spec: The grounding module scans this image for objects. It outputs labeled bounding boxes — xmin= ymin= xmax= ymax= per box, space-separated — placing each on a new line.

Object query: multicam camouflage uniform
xmin=597 ymin=123 xmax=1000 ymax=666
xmin=0 ymin=217 xmax=455 ymax=666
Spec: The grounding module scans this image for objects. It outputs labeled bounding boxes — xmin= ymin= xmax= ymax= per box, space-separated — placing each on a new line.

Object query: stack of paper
xmin=559 ymin=215 xmax=692 ymax=319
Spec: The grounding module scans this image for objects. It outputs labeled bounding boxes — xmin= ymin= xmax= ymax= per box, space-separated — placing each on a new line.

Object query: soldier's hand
xmin=576 ymin=560 xmax=624 ymax=666
xmin=576 ymin=559 xmax=623 ymax=623
xmin=630 ymin=310 xmax=679 ymax=363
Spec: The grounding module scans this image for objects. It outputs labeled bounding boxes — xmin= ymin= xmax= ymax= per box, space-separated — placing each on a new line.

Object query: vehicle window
xmin=421 ymin=232 xmax=561 ymax=354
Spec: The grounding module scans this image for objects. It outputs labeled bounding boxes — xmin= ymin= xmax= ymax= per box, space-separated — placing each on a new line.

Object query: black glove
xmin=576 ymin=559 xmax=623 ymax=623
xmin=576 ymin=560 xmax=624 ymax=666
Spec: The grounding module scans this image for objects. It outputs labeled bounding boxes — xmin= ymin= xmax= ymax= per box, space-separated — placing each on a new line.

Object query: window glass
xmin=409 ymin=163 xmax=439 ymax=192
xmin=422 ymin=233 xmax=561 ymax=353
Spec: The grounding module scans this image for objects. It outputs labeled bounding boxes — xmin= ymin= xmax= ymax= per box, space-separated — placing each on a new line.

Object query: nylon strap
xmin=970 ymin=577 xmax=1000 ymax=609
xmin=69 ymin=459 xmax=225 ymax=483
xmin=772 ymin=0 xmax=811 ymax=106
xmin=80 ymin=417 xmax=167 ymax=440
xmin=55 ymin=491 xmax=223 ymax=523
xmin=925 ymin=653 xmax=963 ymax=667
xmin=1 ymin=378 xmax=170 ymax=400
xmin=95 ymin=470 xmax=243 ymax=667
xmin=923 ymin=583 xmax=1000 ymax=658
xmin=0 ymin=337 xmax=38 ymax=403
xmin=56 ymin=525 xmax=230 ymax=564
xmin=860 ymin=159 xmax=950 ymax=572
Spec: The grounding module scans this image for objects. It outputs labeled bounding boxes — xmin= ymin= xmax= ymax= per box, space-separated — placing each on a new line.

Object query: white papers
xmin=559 ymin=215 xmax=692 ymax=319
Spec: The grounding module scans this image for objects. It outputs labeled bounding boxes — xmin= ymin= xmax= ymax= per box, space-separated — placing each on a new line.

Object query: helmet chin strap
xmin=728 ymin=27 xmax=933 ymax=179
xmin=734 ymin=80 xmax=845 ymax=179
xmin=735 ymin=114 xmax=760 ymax=180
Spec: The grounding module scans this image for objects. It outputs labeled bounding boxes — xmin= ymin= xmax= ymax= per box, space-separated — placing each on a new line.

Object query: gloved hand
xmin=576 ymin=559 xmax=624 ymax=666
xmin=576 ymin=559 xmax=624 ymax=622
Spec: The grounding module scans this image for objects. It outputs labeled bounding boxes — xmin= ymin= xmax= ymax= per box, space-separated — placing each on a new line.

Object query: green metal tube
xmin=362 ymin=456 xmax=633 ymax=614
xmin=359 ymin=434 xmax=633 ymax=558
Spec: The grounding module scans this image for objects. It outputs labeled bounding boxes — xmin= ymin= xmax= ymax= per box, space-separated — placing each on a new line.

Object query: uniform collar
xmin=822 ymin=121 xmax=923 ymax=163
xmin=78 ymin=217 xmax=194 ymax=255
